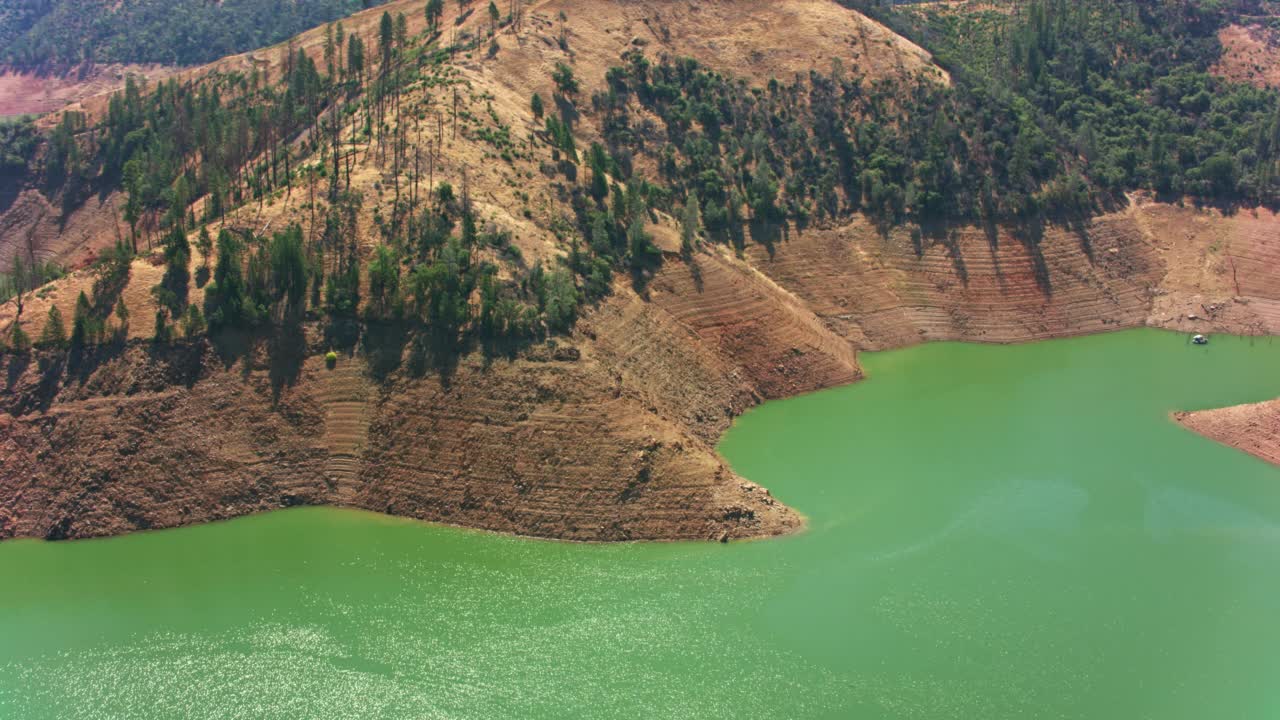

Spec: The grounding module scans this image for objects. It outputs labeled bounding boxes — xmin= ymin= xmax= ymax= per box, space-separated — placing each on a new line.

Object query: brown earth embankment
xmin=1175 ymin=399 xmax=1280 ymax=467
xmin=6 ymin=198 xmax=1280 ymax=543
xmin=0 ymin=317 xmax=812 ymax=542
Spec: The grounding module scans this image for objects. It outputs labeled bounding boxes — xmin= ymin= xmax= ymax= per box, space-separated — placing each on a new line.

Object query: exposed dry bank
xmin=1176 ymin=399 xmax=1280 ymax=468
xmin=6 ymin=198 xmax=1279 ymax=542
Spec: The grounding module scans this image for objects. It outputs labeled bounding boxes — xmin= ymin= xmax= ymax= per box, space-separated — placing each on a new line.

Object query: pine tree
xmin=552 ymin=62 xmax=578 ymax=98
xmin=70 ymin=291 xmax=92 ymax=348
xmin=114 ymin=296 xmax=130 ymax=338
xmin=588 ymin=143 xmax=609 ymax=200
xmin=10 ymin=324 xmax=31 ymax=352
xmin=183 ymin=304 xmax=206 ymax=339
xmin=425 ymin=0 xmax=444 ymax=34
xmin=347 ymin=34 xmax=364 ymax=91
xmin=196 ymin=226 xmax=213 ymax=269
xmin=39 ymin=305 xmax=67 ymax=348
xmin=543 ymin=267 xmax=578 ymax=332
xmin=681 ymin=191 xmax=701 ymax=253
xmin=627 ymin=216 xmax=658 ymax=269
xmin=367 ymin=244 xmax=401 ymax=319
xmin=9 ymin=251 xmax=29 ymax=318
xmin=323 ymin=23 xmax=336 ymax=80
xmin=379 ymin=12 xmax=394 ymax=68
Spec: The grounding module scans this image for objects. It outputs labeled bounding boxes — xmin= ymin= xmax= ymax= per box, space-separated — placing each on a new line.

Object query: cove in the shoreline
xmin=4 ymin=328 xmax=1280 ymax=719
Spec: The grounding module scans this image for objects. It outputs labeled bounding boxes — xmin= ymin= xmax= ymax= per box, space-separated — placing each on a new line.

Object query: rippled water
xmin=3 ymin=329 xmax=1280 ymax=718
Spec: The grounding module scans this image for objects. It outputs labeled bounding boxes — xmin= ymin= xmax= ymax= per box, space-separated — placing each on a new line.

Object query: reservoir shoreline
xmin=4 ymin=326 xmax=1277 ymax=545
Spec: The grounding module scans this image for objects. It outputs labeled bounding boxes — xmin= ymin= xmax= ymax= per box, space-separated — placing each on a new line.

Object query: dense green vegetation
xmin=592 ymin=0 xmax=1279 ymax=235
xmin=0 ymin=117 xmax=39 ymax=181
xmin=1 ymin=0 xmax=388 ymax=69
xmin=911 ymin=0 xmax=1280 ymax=204
xmin=0 ymin=255 xmax=63 ymax=313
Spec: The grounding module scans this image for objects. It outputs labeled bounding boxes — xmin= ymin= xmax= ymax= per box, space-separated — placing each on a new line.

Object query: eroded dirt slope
xmin=0 ymin=335 xmax=802 ymax=541
xmin=1140 ymin=203 xmax=1280 ymax=336
xmin=743 ymin=212 xmax=1159 ymax=349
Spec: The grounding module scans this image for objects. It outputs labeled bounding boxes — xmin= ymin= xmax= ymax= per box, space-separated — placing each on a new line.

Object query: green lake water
xmin=3 ymin=328 xmax=1280 ymax=718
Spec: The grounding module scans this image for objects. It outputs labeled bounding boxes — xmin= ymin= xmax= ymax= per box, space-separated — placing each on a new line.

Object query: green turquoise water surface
xmin=3 ymin=329 xmax=1280 ymax=718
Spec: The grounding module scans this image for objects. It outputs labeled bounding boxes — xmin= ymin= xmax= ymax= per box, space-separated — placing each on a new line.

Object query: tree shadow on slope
xmin=917 ymin=219 xmax=970 ymax=288
xmin=407 ymin=328 xmax=460 ymax=388
xmin=477 ymin=330 xmax=541 ymax=366
xmin=555 ymin=95 xmax=581 ymax=132
xmin=67 ymin=335 xmax=127 ymax=386
xmin=209 ymin=327 xmax=255 ymax=374
xmin=1010 ymin=216 xmax=1053 ymax=297
xmin=362 ymin=320 xmax=410 ymax=381
xmin=1068 ymin=216 xmax=1094 ymax=263
xmin=748 ymin=217 xmax=787 ymax=260
xmin=0 ymin=351 xmax=37 ymax=415
xmin=324 ymin=316 xmax=362 ymax=353
xmin=267 ymin=322 xmax=307 ymax=404
xmin=31 ymin=353 xmax=64 ymax=413
xmin=685 ymin=252 xmax=704 ymax=294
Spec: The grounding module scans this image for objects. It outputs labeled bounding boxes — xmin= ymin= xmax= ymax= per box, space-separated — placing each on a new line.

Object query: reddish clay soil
xmin=0 ymin=65 xmax=176 ymax=118
xmin=0 ymin=189 xmax=129 ymax=272
xmin=1139 ymin=202 xmax=1280 ymax=337
xmin=1176 ymin=399 xmax=1280 ymax=467
xmin=0 ymin=333 xmax=801 ymax=542
xmin=1213 ymin=23 xmax=1280 ymax=90
xmin=742 ymin=212 xmax=1159 ymax=349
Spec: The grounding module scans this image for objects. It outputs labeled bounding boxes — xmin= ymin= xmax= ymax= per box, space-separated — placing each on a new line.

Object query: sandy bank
xmin=1176 ymin=398 xmax=1280 ymax=467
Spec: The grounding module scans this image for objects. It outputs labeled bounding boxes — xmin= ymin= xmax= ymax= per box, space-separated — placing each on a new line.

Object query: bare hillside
xmin=1213 ymin=22 xmax=1280 ymax=90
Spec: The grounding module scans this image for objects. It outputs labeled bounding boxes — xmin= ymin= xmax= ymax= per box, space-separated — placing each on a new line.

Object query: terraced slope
xmin=1177 ymin=399 xmax=1280 ymax=467
xmin=647 ymin=248 xmax=862 ymax=398
xmin=356 ymin=350 xmax=798 ymax=541
xmin=0 ymin=337 xmax=803 ymax=541
xmin=744 ymin=213 xmax=1161 ymax=349
xmin=316 ymin=354 xmax=372 ymax=499
xmin=0 ymin=344 xmax=332 ymax=539
xmin=1141 ymin=204 xmax=1280 ymax=336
